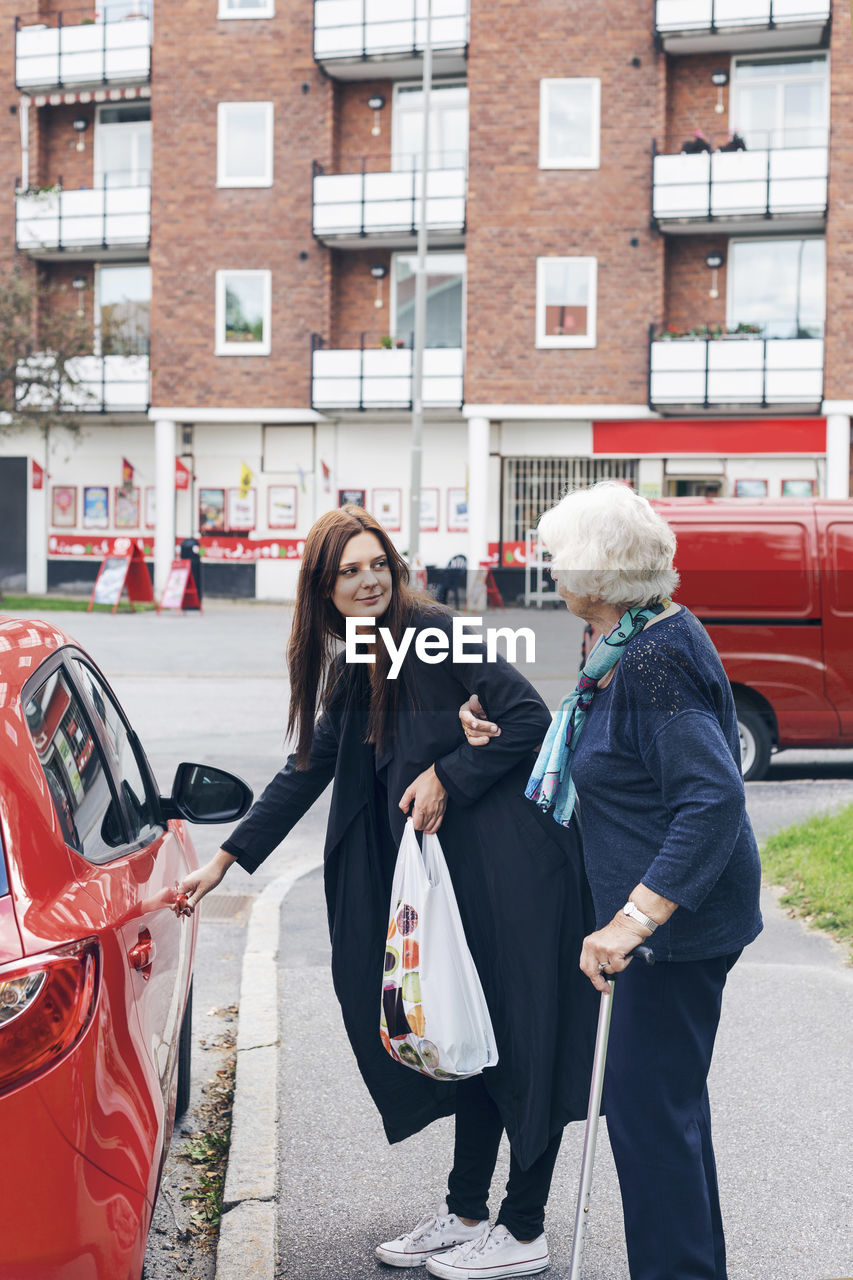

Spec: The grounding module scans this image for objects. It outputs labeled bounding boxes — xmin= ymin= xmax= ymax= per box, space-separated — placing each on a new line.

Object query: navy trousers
xmin=602 ymin=952 xmax=741 ymax=1280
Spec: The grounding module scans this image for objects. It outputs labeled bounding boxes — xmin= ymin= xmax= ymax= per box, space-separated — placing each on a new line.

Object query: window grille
xmin=501 ymin=457 xmax=638 ymax=544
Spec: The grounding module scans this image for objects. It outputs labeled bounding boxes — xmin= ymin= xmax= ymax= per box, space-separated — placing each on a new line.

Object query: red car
xmin=0 ymin=617 xmax=251 ymax=1280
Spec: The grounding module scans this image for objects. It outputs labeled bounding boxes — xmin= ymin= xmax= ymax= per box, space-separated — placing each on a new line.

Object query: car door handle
xmin=129 ymin=930 xmax=156 ymax=977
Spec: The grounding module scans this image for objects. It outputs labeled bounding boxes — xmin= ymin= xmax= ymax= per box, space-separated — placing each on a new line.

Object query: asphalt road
xmin=11 ymin=602 xmax=853 ymax=1280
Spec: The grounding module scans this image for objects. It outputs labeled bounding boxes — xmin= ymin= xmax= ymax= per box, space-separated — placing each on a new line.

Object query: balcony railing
xmin=15 ymin=3 xmax=153 ymax=90
xmin=311 ymin=333 xmax=464 ymax=411
xmin=649 ymin=329 xmax=824 ymax=412
xmin=16 ymin=354 xmax=150 ymax=414
xmin=652 ymin=136 xmax=828 ymax=232
xmin=16 ymin=175 xmax=151 ymax=255
xmin=313 ymin=155 xmax=467 ymax=247
xmin=655 ymin=0 xmax=831 ymax=53
xmin=314 ymin=0 xmax=468 ymax=77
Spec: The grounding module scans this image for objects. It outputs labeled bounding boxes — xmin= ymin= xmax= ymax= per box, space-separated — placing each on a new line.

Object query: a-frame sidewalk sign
xmin=88 ymin=541 xmax=155 ymax=614
xmin=157 ymin=559 xmax=202 ymax=614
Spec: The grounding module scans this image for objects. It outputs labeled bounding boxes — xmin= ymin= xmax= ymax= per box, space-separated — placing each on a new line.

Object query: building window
xmin=535 ymin=257 xmax=597 ymax=348
xmin=539 ymin=79 xmax=601 ymax=169
xmin=217 ymin=103 xmax=274 ymax=187
xmin=391 ymin=252 xmax=466 ymax=348
xmin=215 ymin=270 xmax=271 ymax=355
xmin=728 ymin=238 xmax=825 ymax=338
xmin=731 ymin=54 xmax=828 ymax=150
xmin=218 ymin=0 xmax=274 ymax=18
xmin=95 ymin=102 xmax=151 ymax=188
xmin=392 ymin=82 xmax=469 ymax=171
xmin=97 ymin=264 xmax=151 ymax=356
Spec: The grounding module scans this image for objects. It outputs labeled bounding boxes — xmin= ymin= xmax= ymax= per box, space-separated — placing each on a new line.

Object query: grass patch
xmin=0 ymin=594 xmax=155 ymax=613
xmin=761 ymin=804 xmax=853 ymax=956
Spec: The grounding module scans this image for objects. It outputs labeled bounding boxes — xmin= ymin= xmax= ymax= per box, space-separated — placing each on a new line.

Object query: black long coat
xmin=223 ymin=614 xmax=598 ymax=1171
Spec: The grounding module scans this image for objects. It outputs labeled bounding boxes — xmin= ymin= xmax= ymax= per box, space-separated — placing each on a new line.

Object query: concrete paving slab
xmin=216 ymin=1200 xmax=277 ymax=1280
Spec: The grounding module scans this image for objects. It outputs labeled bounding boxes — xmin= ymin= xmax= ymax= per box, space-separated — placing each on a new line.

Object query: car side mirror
xmin=163 ymin=763 xmax=253 ymax=824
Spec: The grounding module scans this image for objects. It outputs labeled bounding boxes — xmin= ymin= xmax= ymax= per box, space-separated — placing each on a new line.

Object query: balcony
xmin=311 ymin=334 xmax=463 ymax=411
xmin=15 ymin=177 xmax=151 ymax=259
xmin=652 ymin=137 xmax=828 ymax=234
xmin=313 ymin=0 xmax=468 ymax=79
xmin=312 ymin=157 xmax=466 ymax=248
xmin=15 ymin=4 xmax=152 ymax=91
xmin=655 ymin=0 xmax=831 ymax=54
xmin=16 ymin=354 xmax=150 ymax=414
xmin=649 ymin=331 xmax=824 ymax=413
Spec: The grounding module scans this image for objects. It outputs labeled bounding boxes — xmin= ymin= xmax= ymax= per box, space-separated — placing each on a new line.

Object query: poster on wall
xmin=199 ymin=488 xmax=226 ymax=534
xmin=268 ymin=486 xmax=297 ymax=529
xmin=145 ymin=486 xmax=156 ymax=529
xmin=420 ymin=488 xmax=439 ymax=532
xmin=339 ymin=488 xmax=366 ymax=508
xmin=447 ymin=488 xmax=468 ymax=532
xmin=51 ymin=485 xmax=77 ymax=528
xmin=781 ymin=479 xmax=816 ymax=497
xmin=372 ymin=488 xmax=402 ymax=531
xmin=227 ymin=488 xmax=257 ymax=530
xmin=114 ymin=486 xmax=140 ymax=529
xmin=83 ymin=486 xmax=109 ymax=529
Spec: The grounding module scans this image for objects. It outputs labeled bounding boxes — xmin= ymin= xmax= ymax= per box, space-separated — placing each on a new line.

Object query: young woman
xmin=181 ymin=506 xmax=598 ymax=1279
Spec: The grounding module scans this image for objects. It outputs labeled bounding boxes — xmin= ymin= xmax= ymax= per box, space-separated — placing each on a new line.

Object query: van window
xmin=671 ymin=521 xmax=818 ymax=618
xmin=826 ymin=523 xmax=853 ymax=618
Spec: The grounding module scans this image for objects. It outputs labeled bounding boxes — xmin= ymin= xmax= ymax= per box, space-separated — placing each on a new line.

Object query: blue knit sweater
xmin=570 ymin=607 xmax=763 ymax=962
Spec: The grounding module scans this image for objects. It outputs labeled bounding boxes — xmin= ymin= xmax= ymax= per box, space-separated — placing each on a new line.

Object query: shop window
xmin=539 ymin=78 xmax=601 ymax=169
xmin=535 ymin=257 xmax=597 ymax=348
xmin=215 ymin=269 xmax=272 ymax=356
xmin=217 ymin=103 xmax=274 ymax=188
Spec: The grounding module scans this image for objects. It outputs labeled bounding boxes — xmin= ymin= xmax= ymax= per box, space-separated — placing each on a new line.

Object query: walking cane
xmin=568 ymin=944 xmax=656 ymax=1280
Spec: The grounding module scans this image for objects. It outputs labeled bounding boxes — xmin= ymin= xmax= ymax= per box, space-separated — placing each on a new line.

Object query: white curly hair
xmin=538 ymin=480 xmax=680 ymax=608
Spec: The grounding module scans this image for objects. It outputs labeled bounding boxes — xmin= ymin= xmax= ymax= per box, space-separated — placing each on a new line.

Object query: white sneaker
xmin=425 ymin=1224 xmax=550 ymax=1278
xmin=376 ymin=1203 xmax=489 ymax=1268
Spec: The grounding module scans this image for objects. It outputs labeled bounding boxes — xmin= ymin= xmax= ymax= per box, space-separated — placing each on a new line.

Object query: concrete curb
xmin=214 ymin=858 xmax=322 ymax=1280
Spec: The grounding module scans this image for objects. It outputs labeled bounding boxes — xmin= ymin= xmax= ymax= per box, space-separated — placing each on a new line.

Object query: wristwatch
xmin=622 ymin=900 xmax=659 ymax=932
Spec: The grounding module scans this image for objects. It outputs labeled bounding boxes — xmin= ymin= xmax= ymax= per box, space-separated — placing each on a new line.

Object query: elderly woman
xmin=463 ymin=481 xmax=762 ymax=1280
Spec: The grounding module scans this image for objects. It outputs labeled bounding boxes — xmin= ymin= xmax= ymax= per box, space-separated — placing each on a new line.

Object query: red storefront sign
xmin=592 ymin=417 xmax=827 ymax=456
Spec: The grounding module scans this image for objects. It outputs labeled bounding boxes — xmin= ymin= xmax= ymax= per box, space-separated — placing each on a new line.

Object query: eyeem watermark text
xmin=345 ymin=617 xmax=536 ymax=679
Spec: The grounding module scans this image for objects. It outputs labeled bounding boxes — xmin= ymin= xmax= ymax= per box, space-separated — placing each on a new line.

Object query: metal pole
xmin=408 ymin=0 xmax=432 ymax=562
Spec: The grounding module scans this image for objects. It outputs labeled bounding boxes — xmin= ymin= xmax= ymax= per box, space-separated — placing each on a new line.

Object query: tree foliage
xmin=0 ymin=262 xmax=93 ymax=432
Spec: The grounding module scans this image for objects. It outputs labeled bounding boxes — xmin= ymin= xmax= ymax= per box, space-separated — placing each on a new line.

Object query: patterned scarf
xmin=525 ymin=600 xmax=670 ymax=826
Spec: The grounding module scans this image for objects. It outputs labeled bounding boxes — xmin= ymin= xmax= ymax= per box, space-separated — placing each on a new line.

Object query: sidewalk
xmin=216 ymin=850 xmax=853 ymax=1280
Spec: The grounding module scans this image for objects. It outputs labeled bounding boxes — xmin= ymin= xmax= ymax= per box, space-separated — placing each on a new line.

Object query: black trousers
xmin=603 ymin=952 xmax=741 ymax=1280
xmin=445 ymin=1075 xmax=563 ymax=1241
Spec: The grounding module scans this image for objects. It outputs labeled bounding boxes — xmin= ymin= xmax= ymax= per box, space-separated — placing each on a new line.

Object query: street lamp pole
xmin=408 ymin=0 xmax=433 ymax=564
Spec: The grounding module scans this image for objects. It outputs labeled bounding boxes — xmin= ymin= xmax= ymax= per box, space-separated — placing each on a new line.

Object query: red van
xmin=651 ymin=499 xmax=853 ymax=780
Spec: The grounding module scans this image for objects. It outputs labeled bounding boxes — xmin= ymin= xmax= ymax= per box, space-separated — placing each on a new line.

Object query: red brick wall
xmin=824 ymin=12 xmax=853 ymax=402
xmin=662 ymin=235 xmax=728 ymax=332
xmin=464 ymin=0 xmax=665 ymax=406
xmin=329 ymin=247 xmax=393 ymax=346
xmin=36 ymin=103 xmax=96 ymax=188
xmin=0 ymin=6 xmax=19 ymax=261
xmin=665 ymin=53 xmax=732 ymax=154
xmin=148 ymin=0 xmax=333 ymax=409
xmin=332 ymin=78 xmax=393 ymax=172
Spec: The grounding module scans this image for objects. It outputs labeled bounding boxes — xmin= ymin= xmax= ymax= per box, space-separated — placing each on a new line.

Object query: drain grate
xmin=200 ymin=893 xmax=254 ymax=923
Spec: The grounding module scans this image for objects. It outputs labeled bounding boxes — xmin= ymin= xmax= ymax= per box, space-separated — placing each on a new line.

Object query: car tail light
xmin=0 ymin=938 xmax=99 ymax=1096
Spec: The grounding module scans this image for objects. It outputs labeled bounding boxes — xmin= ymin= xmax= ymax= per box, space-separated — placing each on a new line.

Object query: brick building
xmin=1 ymin=0 xmax=850 ymax=598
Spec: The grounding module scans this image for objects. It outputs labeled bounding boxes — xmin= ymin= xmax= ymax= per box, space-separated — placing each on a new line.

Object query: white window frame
xmin=725 ymin=234 xmax=825 ymax=337
xmin=729 ymin=50 xmax=829 ymax=151
xmin=217 ymin=103 xmax=274 ymax=188
xmin=535 ymin=257 xmax=598 ymax=349
xmin=539 ymin=78 xmax=601 ymax=170
xmin=391 ymin=79 xmax=469 ymax=172
xmin=389 ymin=251 xmax=467 ymax=347
xmin=217 ymin=0 xmax=274 ymax=19
xmin=215 ymin=269 xmax=272 ymax=356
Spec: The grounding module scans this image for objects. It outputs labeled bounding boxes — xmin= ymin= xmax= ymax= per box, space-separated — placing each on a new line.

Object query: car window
xmin=70 ymin=660 xmax=161 ymax=848
xmin=24 ymin=669 xmax=126 ymax=863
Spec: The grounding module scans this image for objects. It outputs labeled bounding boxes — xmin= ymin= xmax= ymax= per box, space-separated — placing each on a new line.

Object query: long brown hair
xmin=287 ymin=505 xmax=441 ymax=766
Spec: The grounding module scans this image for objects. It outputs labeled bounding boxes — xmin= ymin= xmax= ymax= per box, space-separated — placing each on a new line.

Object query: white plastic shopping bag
xmin=380 ymin=819 xmax=499 ymax=1080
